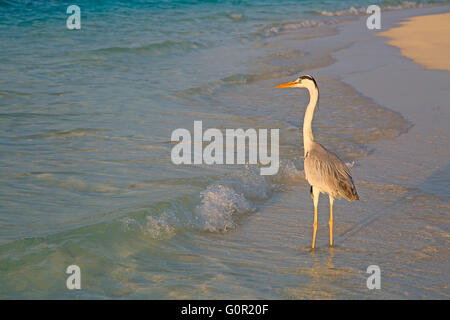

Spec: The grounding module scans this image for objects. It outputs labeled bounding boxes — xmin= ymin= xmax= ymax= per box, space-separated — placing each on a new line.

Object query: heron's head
xmin=275 ymin=75 xmax=318 ymax=90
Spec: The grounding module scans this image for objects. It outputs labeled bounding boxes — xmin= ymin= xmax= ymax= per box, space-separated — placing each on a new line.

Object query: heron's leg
xmin=329 ymin=196 xmax=334 ymax=247
xmin=312 ymin=188 xmax=320 ymax=249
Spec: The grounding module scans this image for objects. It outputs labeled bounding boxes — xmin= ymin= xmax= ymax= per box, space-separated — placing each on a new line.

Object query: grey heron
xmin=276 ymin=75 xmax=359 ymax=248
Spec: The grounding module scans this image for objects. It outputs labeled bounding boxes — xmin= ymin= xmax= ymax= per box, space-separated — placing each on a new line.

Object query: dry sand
xmin=379 ymin=12 xmax=450 ymax=72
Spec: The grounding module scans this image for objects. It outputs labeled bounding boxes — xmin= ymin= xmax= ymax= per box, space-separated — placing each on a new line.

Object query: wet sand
xmin=317 ymin=7 xmax=450 ymax=297
xmin=322 ymin=6 xmax=450 ymax=190
xmin=257 ymin=6 xmax=450 ymax=298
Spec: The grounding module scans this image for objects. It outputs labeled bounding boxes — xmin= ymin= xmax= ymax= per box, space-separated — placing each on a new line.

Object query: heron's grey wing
xmin=304 ymin=144 xmax=359 ymax=201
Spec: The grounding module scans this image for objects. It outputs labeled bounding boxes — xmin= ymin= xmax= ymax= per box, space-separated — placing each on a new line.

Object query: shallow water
xmin=0 ymin=0 xmax=449 ymax=299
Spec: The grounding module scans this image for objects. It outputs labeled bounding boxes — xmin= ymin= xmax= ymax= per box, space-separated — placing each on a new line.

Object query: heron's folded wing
xmin=305 ymin=145 xmax=358 ymax=201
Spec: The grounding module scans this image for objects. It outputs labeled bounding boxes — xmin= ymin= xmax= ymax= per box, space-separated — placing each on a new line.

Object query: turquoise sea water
xmin=0 ymin=0 xmax=449 ymax=299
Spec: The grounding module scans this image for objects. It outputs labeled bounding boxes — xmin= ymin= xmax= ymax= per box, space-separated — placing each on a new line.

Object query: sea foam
xmin=318 ymin=1 xmax=430 ymax=17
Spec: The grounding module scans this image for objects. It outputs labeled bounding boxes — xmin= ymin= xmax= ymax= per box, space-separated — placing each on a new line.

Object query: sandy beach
xmin=379 ymin=12 xmax=450 ymax=72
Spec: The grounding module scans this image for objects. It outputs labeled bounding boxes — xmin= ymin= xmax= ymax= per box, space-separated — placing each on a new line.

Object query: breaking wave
xmin=195 ymin=160 xmax=305 ymax=232
xmin=316 ymin=1 xmax=433 ymax=17
xmin=127 ymin=158 xmax=358 ymax=238
xmin=261 ymin=18 xmax=346 ymax=37
xmin=261 ymin=1 xmax=445 ymax=37
xmin=117 ymin=160 xmax=306 ymax=239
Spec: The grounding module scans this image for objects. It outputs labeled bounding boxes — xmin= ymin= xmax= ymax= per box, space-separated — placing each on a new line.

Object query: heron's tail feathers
xmin=340 ymin=180 xmax=359 ymax=202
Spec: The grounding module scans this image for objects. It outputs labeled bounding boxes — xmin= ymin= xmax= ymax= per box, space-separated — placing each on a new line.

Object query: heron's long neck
xmin=303 ymin=85 xmax=318 ymax=156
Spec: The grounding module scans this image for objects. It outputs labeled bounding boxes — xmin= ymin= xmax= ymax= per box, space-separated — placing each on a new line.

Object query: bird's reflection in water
xmin=310 ymin=247 xmax=335 ymax=273
xmin=327 ymin=247 xmax=335 ymax=268
xmin=304 ymin=247 xmax=336 ymax=298
xmin=287 ymin=247 xmax=345 ymax=299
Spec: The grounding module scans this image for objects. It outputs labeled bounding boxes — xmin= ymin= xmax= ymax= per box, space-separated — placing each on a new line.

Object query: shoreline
xmin=250 ymin=5 xmax=450 ymax=298
xmin=378 ymin=12 xmax=450 ymax=72
xmin=317 ymin=6 xmax=450 ymax=189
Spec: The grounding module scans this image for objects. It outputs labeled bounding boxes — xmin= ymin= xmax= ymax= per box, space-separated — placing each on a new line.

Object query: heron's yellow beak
xmin=275 ymin=81 xmax=297 ymax=88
